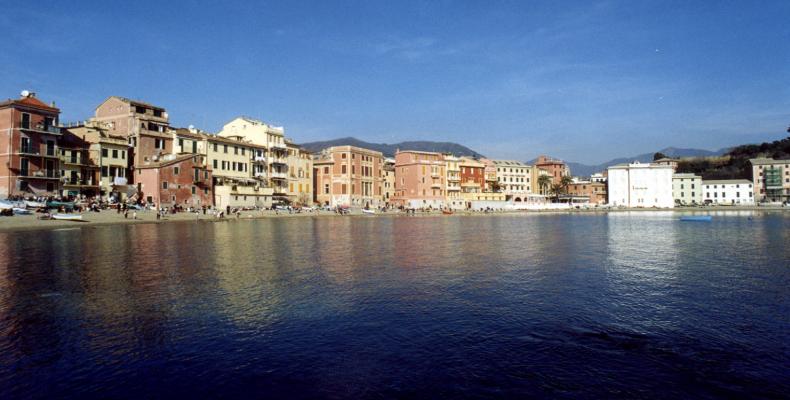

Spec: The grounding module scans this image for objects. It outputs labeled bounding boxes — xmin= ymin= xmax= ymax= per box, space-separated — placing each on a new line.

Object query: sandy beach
xmin=0 ymin=205 xmax=786 ymax=233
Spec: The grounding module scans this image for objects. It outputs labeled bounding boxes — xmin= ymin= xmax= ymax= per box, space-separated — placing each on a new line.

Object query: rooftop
xmin=702 ymin=179 xmax=753 ymax=185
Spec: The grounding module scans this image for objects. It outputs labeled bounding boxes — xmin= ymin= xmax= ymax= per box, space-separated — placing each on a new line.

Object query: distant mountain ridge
xmin=300 ymin=137 xmax=483 ymax=158
xmin=547 ymin=147 xmax=730 ymax=177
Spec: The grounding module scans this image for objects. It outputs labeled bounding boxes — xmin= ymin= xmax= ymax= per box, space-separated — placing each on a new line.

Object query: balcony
xmin=253 ymin=155 xmax=267 ymax=163
xmin=19 ymin=145 xmax=60 ymax=158
xmin=431 ymin=182 xmax=442 ymax=189
xmin=254 ymin=172 xmax=267 ymax=179
xmin=19 ymin=169 xmax=61 ymax=179
xmin=270 ymin=157 xmax=287 ymax=165
xmin=269 ymin=171 xmax=288 ymax=180
xmin=269 ymin=142 xmax=288 ymax=151
xmin=21 ymin=124 xmax=61 ymax=135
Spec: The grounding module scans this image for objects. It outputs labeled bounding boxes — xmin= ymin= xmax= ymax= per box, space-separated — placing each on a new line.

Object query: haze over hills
xmin=300 ymin=137 xmax=484 ymax=158
xmin=543 ymin=147 xmax=730 ymax=177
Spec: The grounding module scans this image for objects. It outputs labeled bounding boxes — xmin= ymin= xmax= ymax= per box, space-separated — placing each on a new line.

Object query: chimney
xmin=50 ymin=101 xmax=56 ymax=108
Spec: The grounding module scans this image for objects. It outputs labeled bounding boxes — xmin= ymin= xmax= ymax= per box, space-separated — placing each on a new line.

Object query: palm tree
xmin=537 ymin=175 xmax=551 ymax=196
xmin=559 ymin=175 xmax=574 ymax=203
xmin=550 ymin=183 xmax=563 ymax=202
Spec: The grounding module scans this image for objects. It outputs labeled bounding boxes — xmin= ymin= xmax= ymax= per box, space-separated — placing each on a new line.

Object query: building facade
xmin=492 ymin=160 xmax=532 ymax=201
xmin=392 ymin=150 xmax=446 ymax=209
xmin=136 ymin=154 xmax=212 ymax=207
xmin=702 ymin=179 xmax=754 ymax=205
xmin=607 ymin=162 xmax=674 ymax=208
xmin=672 ymin=173 xmax=702 ymax=205
xmin=383 ymin=158 xmax=395 ymax=205
xmin=444 ymin=154 xmax=464 ymax=209
xmin=68 ymin=120 xmax=131 ymax=201
xmin=58 ymin=129 xmax=99 ymax=198
xmin=286 ymin=141 xmax=312 ymax=205
xmin=750 ymin=158 xmax=790 ymax=203
xmin=567 ymin=181 xmax=607 ymax=204
xmin=0 ymin=92 xmax=62 ymax=198
xmin=313 ymin=145 xmax=385 ymax=208
xmin=535 ymin=155 xmax=570 ymax=186
xmin=93 ymin=96 xmax=172 ymax=176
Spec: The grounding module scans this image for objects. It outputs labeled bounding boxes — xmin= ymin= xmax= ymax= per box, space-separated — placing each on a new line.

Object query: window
xmin=342 ymin=165 xmax=347 ymax=174
xmin=102 ymin=148 xmax=108 ymax=157
xmin=213 ymin=143 xmax=218 ymax=152
xmin=192 ymin=186 xmax=196 ymax=194
xmin=194 ymin=169 xmax=199 ymax=181
xmin=162 ymin=181 xmax=168 ymax=189
xmin=112 ymin=149 xmax=118 ymax=158
xmin=224 ymin=145 xmax=228 ymax=153
xmin=324 ymin=167 xmax=329 ymax=174
xmin=20 ymin=113 xmax=31 ymax=129
xmin=213 ymin=160 xmax=218 ymax=169
xmin=324 ymin=183 xmax=329 ymax=194
xmin=342 ymin=184 xmax=347 ymax=194
xmin=342 ymin=153 xmax=347 ymax=159
xmin=234 ymin=146 xmax=239 ymax=155
xmin=179 ymin=139 xmax=184 ymax=148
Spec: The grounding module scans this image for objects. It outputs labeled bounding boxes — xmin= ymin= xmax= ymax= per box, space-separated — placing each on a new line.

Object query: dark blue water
xmin=1 ymin=212 xmax=788 ymax=399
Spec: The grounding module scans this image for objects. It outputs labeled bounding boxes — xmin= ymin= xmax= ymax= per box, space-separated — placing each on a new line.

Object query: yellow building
xmin=286 ymin=140 xmax=312 ymax=205
xmin=444 ymin=154 xmax=463 ymax=209
xmin=68 ymin=120 xmax=131 ymax=201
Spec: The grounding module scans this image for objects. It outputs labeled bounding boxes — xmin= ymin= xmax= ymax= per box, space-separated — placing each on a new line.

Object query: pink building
xmin=392 ymin=150 xmax=445 ymax=209
xmin=136 ymin=154 xmax=212 ymax=208
xmin=312 ymin=145 xmax=385 ymax=208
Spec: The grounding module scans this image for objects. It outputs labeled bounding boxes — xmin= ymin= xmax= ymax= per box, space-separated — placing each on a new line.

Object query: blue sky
xmin=1 ymin=1 xmax=788 ymax=164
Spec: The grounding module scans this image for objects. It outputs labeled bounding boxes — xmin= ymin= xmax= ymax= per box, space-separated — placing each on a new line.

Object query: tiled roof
xmin=0 ymin=96 xmax=59 ymax=112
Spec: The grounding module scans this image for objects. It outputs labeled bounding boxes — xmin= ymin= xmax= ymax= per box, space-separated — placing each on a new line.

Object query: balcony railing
xmin=21 ymin=124 xmax=61 ymax=135
xmin=270 ymin=157 xmax=287 ymax=165
xmin=19 ymin=169 xmax=61 ymax=179
xmin=253 ymin=155 xmax=266 ymax=163
xmin=19 ymin=145 xmax=59 ymax=157
xmin=269 ymin=172 xmax=288 ymax=179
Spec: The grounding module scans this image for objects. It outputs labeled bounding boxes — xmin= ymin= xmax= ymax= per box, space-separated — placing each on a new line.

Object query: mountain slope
xmin=300 ymin=137 xmax=483 ymax=158
xmin=550 ymin=147 xmax=730 ymax=177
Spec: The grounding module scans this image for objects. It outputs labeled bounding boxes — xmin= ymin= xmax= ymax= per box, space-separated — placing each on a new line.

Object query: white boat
xmin=51 ymin=214 xmax=83 ymax=221
xmin=25 ymin=200 xmax=46 ymax=208
xmin=361 ymin=209 xmax=375 ymax=215
xmin=13 ymin=208 xmax=32 ymax=215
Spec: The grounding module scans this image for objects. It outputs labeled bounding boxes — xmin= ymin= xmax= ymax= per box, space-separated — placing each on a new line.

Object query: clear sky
xmin=1 ymin=1 xmax=788 ymax=164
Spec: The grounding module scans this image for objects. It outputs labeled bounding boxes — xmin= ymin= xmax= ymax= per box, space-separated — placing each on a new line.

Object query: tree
xmin=537 ymin=175 xmax=551 ymax=196
xmin=560 ymin=175 xmax=573 ymax=192
xmin=550 ymin=183 xmax=564 ymax=202
xmin=490 ymin=181 xmax=503 ymax=192
xmin=653 ymin=152 xmax=667 ymax=161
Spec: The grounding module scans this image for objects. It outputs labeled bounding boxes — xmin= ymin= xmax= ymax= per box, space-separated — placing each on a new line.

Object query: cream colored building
xmin=672 ymin=173 xmax=702 ymax=205
xmin=383 ymin=157 xmax=395 ymax=204
xmin=218 ymin=117 xmax=290 ymax=200
xmin=750 ymin=157 xmax=790 ymax=203
xmin=68 ymin=120 xmax=131 ymax=201
xmin=444 ymin=154 xmax=464 ymax=209
xmin=492 ymin=160 xmax=532 ymax=201
xmin=314 ymin=146 xmax=385 ymax=208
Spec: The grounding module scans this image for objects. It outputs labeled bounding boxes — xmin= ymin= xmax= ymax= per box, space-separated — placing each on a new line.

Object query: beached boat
xmin=51 ymin=214 xmax=83 ymax=221
xmin=680 ymin=215 xmax=712 ymax=222
xmin=13 ymin=208 xmax=32 ymax=215
xmin=442 ymin=210 xmax=453 ymax=215
xmin=24 ymin=200 xmax=46 ymax=209
xmin=361 ymin=209 xmax=375 ymax=215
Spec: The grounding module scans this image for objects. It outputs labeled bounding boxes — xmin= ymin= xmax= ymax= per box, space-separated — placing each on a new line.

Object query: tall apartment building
xmin=313 ymin=145 xmax=385 ymax=208
xmin=750 ymin=157 xmax=790 ymax=203
xmin=92 ymin=96 xmax=172 ymax=175
xmin=67 ymin=120 xmax=131 ymax=201
xmin=535 ymin=155 xmax=570 ymax=186
xmin=0 ymin=91 xmax=62 ymax=197
xmin=444 ymin=154 xmax=463 ymax=209
xmin=58 ymin=129 xmax=99 ymax=198
xmin=492 ymin=160 xmax=532 ymax=201
xmin=286 ymin=140 xmax=312 ymax=205
xmin=392 ymin=150 xmax=446 ymax=209
xmin=383 ymin=157 xmax=395 ymax=205
xmin=607 ymin=162 xmax=674 ymax=208
xmin=218 ymin=117 xmax=290 ymax=200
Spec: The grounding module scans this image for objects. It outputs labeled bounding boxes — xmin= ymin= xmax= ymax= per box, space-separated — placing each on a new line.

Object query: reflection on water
xmin=0 ymin=213 xmax=789 ymax=398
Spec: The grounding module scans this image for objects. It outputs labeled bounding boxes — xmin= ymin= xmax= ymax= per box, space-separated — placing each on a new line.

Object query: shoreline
xmin=0 ymin=205 xmax=787 ymax=233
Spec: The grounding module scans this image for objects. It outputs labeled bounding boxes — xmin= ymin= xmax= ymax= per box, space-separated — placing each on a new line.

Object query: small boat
xmin=25 ymin=200 xmax=46 ymax=209
xmin=680 ymin=215 xmax=711 ymax=222
xmin=13 ymin=208 xmax=32 ymax=215
xmin=442 ymin=210 xmax=454 ymax=215
xmin=361 ymin=209 xmax=375 ymax=215
xmin=51 ymin=214 xmax=83 ymax=221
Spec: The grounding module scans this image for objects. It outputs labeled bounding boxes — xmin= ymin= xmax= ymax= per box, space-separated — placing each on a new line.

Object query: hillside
xmin=534 ymin=147 xmax=729 ymax=177
xmin=676 ymin=136 xmax=790 ymax=179
xmin=300 ymin=137 xmax=483 ymax=158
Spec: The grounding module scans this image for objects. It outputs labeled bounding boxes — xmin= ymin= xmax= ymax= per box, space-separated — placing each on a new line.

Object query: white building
xmin=492 ymin=160 xmax=532 ymax=201
xmin=590 ymin=172 xmax=607 ymax=183
xmin=702 ymin=179 xmax=754 ymax=205
xmin=672 ymin=173 xmax=702 ymax=205
xmin=607 ymin=162 xmax=674 ymax=208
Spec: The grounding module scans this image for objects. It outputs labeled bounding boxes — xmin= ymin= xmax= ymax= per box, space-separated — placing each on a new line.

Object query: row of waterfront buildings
xmin=1 ymin=91 xmax=788 ymax=210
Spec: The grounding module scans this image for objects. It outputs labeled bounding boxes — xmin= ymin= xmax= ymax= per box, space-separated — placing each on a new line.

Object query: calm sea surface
xmin=1 ymin=212 xmax=788 ymax=399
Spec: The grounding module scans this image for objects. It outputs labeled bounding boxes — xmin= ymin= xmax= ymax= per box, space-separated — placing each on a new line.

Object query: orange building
xmin=567 ymin=181 xmax=607 ymax=204
xmin=535 ymin=155 xmax=570 ymax=185
xmin=313 ymin=145 xmax=384 ymax=208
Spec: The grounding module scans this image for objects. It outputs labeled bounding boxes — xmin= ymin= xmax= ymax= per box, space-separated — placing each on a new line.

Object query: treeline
xmin=677 ymin=135 xmax=790 ymax=180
